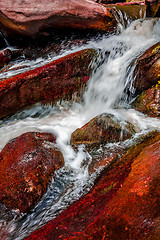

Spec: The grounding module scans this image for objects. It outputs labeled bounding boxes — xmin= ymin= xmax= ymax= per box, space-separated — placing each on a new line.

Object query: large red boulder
xmin=0 ymin=48 xmax=97 ymax=119
xmin=0 ymin=132 xmax=64 ymax=213
xmin=133 ymin=41 xmax=160 ymax=93
xmin=132 ymin=83 xmax=160 ymax=118
xmin=25 ymin=131 xmax=160 ymax=240
xmin=0 ymin=0 xmax=117 ymax=38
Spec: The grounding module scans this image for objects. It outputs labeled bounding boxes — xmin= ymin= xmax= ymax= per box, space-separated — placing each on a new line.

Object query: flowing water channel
xmin=0 ymin=18 xmax=160 ymax=240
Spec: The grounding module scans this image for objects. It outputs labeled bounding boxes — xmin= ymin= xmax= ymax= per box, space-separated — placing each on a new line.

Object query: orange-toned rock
xmin=71 ymin=113 xmax=135 ymax=145
xmin=146 ymin=0 xmax=160 ymax=17
xmin=132 ymin=83 xmax=160 ymax=118
xmin=25 ymin=131 xmax=160 ymax=240
xmin=0 ymin=0 xmax=117 ymax=38
xmin=0 ymin=132 xmax=64 ymax=213
xmin=0 ymin=48 xmax=97 ymax=119
xmin=133 ymin=41 xmax=160 ymax=93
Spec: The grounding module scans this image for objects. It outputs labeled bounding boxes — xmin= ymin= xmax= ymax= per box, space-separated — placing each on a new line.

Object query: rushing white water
xmin=0 ymin=18 xmax=160 ymax=240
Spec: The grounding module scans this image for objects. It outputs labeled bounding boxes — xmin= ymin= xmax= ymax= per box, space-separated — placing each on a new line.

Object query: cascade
xmin=0 ymin=18 xmax=160 ymax=240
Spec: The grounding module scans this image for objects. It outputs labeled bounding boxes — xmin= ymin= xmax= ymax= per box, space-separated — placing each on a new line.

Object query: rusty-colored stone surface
xmin=133 ymin=41 xmax=160 ymax=93
xmin=132 ymin=83 xmax=160 ymax=118
xmin=71 ymin=113 xmax=135 ymax=145
xmin=25 ymin=131 xmax=160 ymax=240
xmin=0 ymin=48 xmax=97 ymax=119
xmin=0 ymin=0 xmax=117 ymax=37
xmin=0 ymin=132 xmax=64 ymax=213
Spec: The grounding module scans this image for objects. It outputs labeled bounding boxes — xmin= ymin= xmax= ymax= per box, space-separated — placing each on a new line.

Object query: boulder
xmin=0 ymin=132 xmax=64 ymax=213
xmin=70 ymin=113 xmax=135 ymax=145
xmin=25 ymin=131 xmax=160 ymax=240
xmin=132 ymin=83 xmax=160 ymax=118
xmin=0 ymin=0 xmax=117 ymax=38
xmin=0 ymin=48 xmax=97 ymax=119
xmin=79 ymin=132 xmax=160 ymax=240
xmin=133 ymin=41 xmax=160 ymax=94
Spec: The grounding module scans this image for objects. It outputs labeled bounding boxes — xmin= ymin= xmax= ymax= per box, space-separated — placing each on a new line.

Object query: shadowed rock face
xmin=133 ymin=41 xmax=160 ymax=94
xmin=0 ymin=0 xmax=117 ymax=38
xmin=25 ymin=131 xmax=160 ymax=240
xmin=0 ymin=48 xmax=97 ymax=119
xmin=146 ymin=0 xmax=160 ymax=17
xmin=132 ymin=83 xmax=160 ymax=118
xmin=71 ymin=113 xmax=135 ymax=145
xmin=0 ymin=132 xmax=64 ymax=213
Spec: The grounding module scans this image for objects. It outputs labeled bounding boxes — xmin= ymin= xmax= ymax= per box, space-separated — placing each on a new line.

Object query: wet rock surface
xmin=0 ymin=132 xmax=64 ymax=213
xmin=132 ymin=83 xmax=160 ymax=118
xmin=0 ymin=48 xmax=97 ymax=119
xmin=71 ymin=113 xmax=135 ymax=145
xmin=133 ymin=41 xmax=160 ymax=94
xmin=25 ymin=131 xmax=160 ymax=240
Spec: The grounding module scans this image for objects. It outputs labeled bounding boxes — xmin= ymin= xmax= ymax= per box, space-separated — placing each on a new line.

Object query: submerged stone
xmin=25 ymin=131 xmax=160 ymax=240
xmin=0 ymin=48 xmax=97 ymax=119
xmin=70 ymin=113 xmax=135 ymax=145
xmin=0 ymin=132 xmax=64 ymax=213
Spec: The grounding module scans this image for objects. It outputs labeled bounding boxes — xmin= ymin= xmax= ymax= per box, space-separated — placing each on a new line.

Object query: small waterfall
xmin=82 ymin=18 xmax=160 ymax=120
xmin=0 ymin=31 xmax=10 ymax=47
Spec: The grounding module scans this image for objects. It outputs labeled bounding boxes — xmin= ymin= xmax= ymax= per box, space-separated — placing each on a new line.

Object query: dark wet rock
xmin=0 ymin=132 xmax=64 ymax=213
xmin=132 ymin=83 xmax=160 ymax=118
xmin=0 ymin=49 xmax=12 ymax=68
xmin=71 ymin=113 xmax=135 ymax=145
xmin=146 ymin=0 xmax=160 ymax=17
xmin=0 ymin=48 xmax=26 ymax=69
xmin=0 ymin=48 xmax=97 ymax=119
xmin=25 ymin=131 xmax=160 ymax=240
xmin=0 ymin=0 xmax=117 ymax=38
xmin=133 ymin=41 xmax=160 ymax=94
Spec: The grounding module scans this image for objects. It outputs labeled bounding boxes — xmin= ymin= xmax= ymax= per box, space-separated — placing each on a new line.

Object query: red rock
xmin=0 ymin=132 xmax=64 ymax=213
xmin=133 ymin=41 xmax=160 ymax=93
xmin=25 ymin=131 xmax=160 ymax=240
xmin=0 ymin=48 xmax=97 ymax=119
xmin=70 ymin=113 xmax=135 ymax=145
xmin=0 ymin=0 xmax=117 ymax=38
xmin=82 ymin=133 xmax=160 ymax=240
xmin=132 ymin=84 xmax=160 ymax=118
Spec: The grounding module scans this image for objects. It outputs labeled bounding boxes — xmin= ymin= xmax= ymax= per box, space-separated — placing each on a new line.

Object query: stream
xmin=0 ymin=18 xmax=160 ymax=240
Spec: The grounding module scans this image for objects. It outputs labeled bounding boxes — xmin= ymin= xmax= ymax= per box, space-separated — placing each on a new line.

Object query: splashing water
xmin=0 ymin=18 xmax=160 ymax=240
